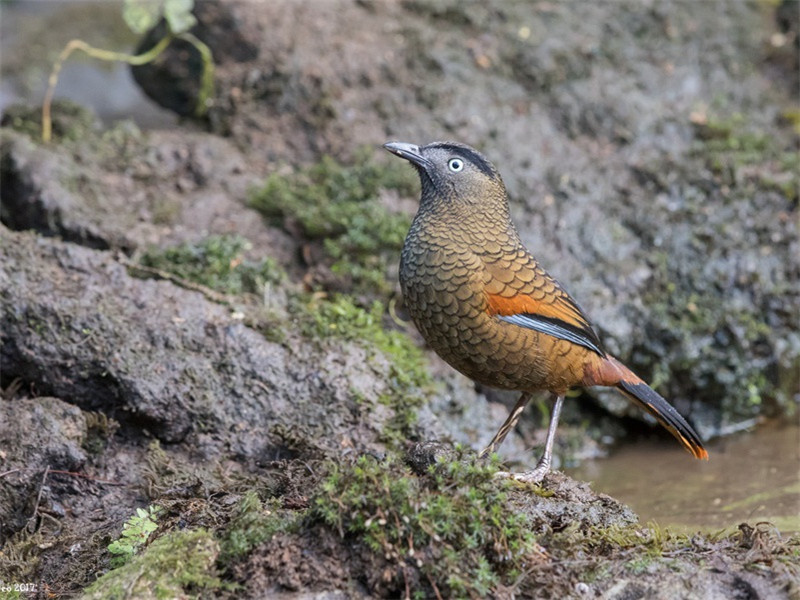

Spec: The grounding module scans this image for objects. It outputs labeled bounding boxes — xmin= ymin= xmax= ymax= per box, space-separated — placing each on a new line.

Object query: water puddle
xmin=566 ymin=422 xmax=800 ymax=534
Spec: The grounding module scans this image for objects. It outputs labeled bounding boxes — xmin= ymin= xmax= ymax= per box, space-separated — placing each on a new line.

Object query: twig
xmin=426 ymin=572 xmax=443 ymax=600
xmin=27 ymin=465 xmax=50 ymax=530
xmin=1 ymin=377 xmax=23 ymax=399
xmin=42 ymin=35 xmax=173 ymax=142
xmin=0 ymin=468 xmax=21 ymax=479
xmin=120 ymin=257 xmax=231 ymax=306
xmin=48 ymin=470 xmax=127 ymax=486
xmin=177 ymin=32 xmax=215 ymax=116
xmin=73 ymin=328 xmax=98 ymax=348
xmin=388 ymin=295 xmax=414 ymax=331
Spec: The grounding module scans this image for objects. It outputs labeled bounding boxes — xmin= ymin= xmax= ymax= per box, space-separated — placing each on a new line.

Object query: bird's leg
xmin=494 ymin=393 xmax=565 ymax=483
xmin=512 ymin=393 xmax=565 ymax=484
xmin=479 ymin=391 xmax=532 ymax=458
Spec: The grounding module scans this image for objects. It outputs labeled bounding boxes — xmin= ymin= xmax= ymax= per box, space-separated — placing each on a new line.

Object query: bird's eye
xmin=448 ymin=158 xmax=464 ymax=173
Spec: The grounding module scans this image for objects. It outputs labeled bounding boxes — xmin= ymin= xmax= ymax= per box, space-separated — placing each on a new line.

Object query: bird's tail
xmin=585 ymin=356 xmax=708 ymax=460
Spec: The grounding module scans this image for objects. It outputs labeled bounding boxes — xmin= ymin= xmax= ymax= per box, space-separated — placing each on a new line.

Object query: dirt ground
xmin=1 ymin=0 xmax=798 ymax=598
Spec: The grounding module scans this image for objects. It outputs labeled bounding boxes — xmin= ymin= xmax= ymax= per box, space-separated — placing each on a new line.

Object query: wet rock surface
xmin=0 ymin=0 xmax=798 ymax=597
xmin=0 ymin=226 xmax=424 ymax=457
xmin=4 ymin=0 xmax=797 ymax=435
xmin=0 ymin=397 xmax=88 ymax=541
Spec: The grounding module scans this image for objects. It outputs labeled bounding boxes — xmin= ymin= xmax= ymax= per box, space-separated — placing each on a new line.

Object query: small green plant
xmin=42 ymin=0 xmax=214 ymax=142
xmin=108 ymin=505 xmax=163 ymax=567
xmin=139 ymin=234 xmax=284 ymax=295
xmin=250 ymin=149 xmax=418 ymax=294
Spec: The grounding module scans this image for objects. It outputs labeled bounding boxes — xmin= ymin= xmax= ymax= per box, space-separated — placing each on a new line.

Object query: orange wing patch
xmin=486 ymin=291 xmax=606 ymax=356
xmin=481 ymin=252 xmax=605 ymax=355
xmin=485 ymin=292 xmax=591 ymax=332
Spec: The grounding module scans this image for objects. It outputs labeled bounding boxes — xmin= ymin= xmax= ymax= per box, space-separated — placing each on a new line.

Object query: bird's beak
xmin=383 ymin=141 xmax=432 ymax=170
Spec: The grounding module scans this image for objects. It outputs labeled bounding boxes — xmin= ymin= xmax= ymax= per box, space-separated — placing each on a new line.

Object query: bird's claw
xmin=511 ymin=467 xmax=548 ymax=484
xmin=493 ymin=467 xmax=549 ymax=484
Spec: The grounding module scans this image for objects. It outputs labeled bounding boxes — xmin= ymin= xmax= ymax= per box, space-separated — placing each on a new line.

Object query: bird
xmin=383 ymin=140 xmax=708 ymax=483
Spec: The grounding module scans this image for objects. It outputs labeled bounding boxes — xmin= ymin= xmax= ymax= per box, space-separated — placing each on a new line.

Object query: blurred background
xmin=1 ymin=0 xmax=798 ymax=537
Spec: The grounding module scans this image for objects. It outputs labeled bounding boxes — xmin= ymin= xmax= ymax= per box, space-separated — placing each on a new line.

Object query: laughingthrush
xmin=384 ymin=140 xmax=708 ymax=483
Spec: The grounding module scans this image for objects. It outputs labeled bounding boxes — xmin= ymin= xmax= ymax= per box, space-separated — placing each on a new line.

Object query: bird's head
xmin=383 ymin=141 xmax=509 ymax=218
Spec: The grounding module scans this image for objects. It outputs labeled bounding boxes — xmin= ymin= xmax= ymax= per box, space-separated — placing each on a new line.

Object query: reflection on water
xmin=566 ymin=422 xmax=800 ymax=534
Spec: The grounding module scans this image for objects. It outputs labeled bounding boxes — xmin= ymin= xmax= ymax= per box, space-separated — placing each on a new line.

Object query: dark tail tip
xmin=618 ymin=380 xmax=709 ymax=460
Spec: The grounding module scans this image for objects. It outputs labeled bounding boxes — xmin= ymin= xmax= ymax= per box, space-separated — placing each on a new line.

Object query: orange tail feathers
xmin=585 ymin=356 xmax=709 ymax=460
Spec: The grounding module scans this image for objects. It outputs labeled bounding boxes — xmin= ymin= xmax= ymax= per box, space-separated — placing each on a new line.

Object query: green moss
xmin=1 ymin=100 xmax=97 ymax=142
xmin=626 ymin=556 xmax=654 ymax=574
xmin=694 ymin=113 xmax=770 ymax=151
xmin=299 ymin=295 xmax=429 ymax=386
xmin=544 ymin=521 xmax=800 ymax=590
xmin=83 ymin=529 xmax=224 ymax=599
xmin=782 ymin=108 xmax=800 ymax=135
xmin=589 ymin=521 xmax=686 ymax=556
xmin=312 ymin=451 xmax=541 ymax=598
xmin=220 ymin=491 xmax=302 ymax=561
xmin=542 ymin=520 xmax=701 ymax=587
xmin=142 ymin=440 xmax=225 ymax=500
xmin=249 ymin=149 xmax=418 ymax=294
xmin=139 ymin=234 xmax=285 ymax=295
xmin=150 ymin=197 xmax=182 ymax=225
xmin=82 ymin=411 xmax=118 ymax=455
xmin=640 ymin=258 xmax=782 ymax=420
xmin=692 ymin=112 xmax=798 ymax=200
xmin=0 ymin=528 xmax=46 ymax=586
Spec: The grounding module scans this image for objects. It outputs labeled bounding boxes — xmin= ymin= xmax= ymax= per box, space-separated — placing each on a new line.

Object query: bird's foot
xmin=511 ymin=466 xmax=549 ymax=484
xmin=493 ymin=465 xmax=550 ymax=484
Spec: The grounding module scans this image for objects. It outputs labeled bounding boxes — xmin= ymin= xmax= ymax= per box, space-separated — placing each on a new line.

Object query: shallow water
xmin=566 ymin=422 xmax=800 ymax=534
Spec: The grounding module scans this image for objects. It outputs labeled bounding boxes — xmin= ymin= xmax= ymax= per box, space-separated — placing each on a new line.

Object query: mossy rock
xmin=139 ymin=234 xmax=285 ymax=296
xmin=311 ymin=451 xmax=542 ymax=598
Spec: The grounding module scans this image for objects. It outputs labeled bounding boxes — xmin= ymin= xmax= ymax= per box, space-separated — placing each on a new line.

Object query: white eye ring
xmin=448 ymin=158 xmax=464 ymax=172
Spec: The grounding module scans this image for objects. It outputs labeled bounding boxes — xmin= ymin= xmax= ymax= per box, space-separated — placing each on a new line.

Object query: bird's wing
xmin=482 ymin=253 xmax=605 ymax=356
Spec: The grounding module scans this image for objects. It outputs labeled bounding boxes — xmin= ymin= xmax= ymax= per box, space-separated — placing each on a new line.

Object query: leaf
xmin=143 ymin=520 xmax=158 ymax=534
xmin=123 ymin=0 xmax=163 ymax=34
xmin=164 ymin=0 xmax=197 ymax=34
xmin=107 ymin=504 xmax=162 ymax=563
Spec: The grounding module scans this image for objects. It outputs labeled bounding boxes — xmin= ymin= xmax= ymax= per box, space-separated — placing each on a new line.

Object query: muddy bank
xmin=1 ymin=399 xmax=797 ymax=599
